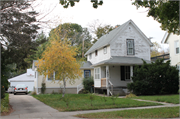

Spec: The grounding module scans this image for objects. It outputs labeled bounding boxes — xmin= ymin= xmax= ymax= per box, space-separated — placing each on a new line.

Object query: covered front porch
xmin=92 ymin=56 xmax=151 ymax=96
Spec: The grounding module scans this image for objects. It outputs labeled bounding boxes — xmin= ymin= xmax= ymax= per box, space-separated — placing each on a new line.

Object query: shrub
xmin=41 ymin=83 xmax=46 ymax=94
xmin=127 ymin=59 xmax=179 ymax=95
xmin=82 ymin=76 xmax=94 ymax=93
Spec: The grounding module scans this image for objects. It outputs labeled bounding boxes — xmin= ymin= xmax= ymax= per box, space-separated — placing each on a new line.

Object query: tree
xmin=132 ymin=1 xmax=179 ymax=35
xmin=59 ymin=0 xmax=103 ymax=8
xmin=127 ymin=59 xmax=179 ymax=95
xmin=24 ymin=32 xmax=49 ymax=66
xmin=88 ymin=20 xmax=117 ymax=44
xmin=1 ymin=0 xmax=40 ymax=70
xmin=37 ymin=27 xmax=82 ymax=97
xmin=151 ymin=42 xmax=162 ymax=57
xmin=49 ymin=23 xmax=92 ymax=59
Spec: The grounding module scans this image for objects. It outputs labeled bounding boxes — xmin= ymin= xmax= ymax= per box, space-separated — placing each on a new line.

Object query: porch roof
xmin=80 ymin=61 xmax=93 ymax=69
xmin=92 ymin=56 xmax=151 ymax=67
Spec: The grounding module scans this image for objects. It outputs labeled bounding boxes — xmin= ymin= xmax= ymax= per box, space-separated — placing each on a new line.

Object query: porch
xmin=92 ymin=56 xmax=152 ymax=96
xmin=94 ymin=65 xmax=133 ymax=96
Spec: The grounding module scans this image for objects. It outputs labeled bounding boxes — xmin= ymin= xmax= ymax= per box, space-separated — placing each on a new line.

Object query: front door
xmin=94 ymin=67 xmax=101 ymax=87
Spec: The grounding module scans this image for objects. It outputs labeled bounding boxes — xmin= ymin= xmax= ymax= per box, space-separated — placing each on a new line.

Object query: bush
xmin=127 ymin=59 xmax=179 ymax=95
xmin=1 ymin=93 xmax=9 ymax=113
xmin=82 ymin=76 xmax=94 ymax=93
xmin=41 ymin=83 xmax=46 ymax=94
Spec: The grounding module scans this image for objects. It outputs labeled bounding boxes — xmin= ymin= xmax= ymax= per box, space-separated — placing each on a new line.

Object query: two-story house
xmin=161 ymin=32 xmax=180 ymax=75
xmin=82 ymin=19 xmax=153 ymax=95
xmin=32 ymin=19 xmax=153 ymax=95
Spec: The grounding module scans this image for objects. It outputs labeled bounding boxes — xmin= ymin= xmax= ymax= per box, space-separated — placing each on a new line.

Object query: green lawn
xmin=76 ymin=106 xmax=180 ymax=118
xmin=1 ymin=93 xmax=9 ymax=113
xmin=133 ymin=94 xmax=179 ymax=104
xmin=32 ymin=94 xmax=161 ymax=111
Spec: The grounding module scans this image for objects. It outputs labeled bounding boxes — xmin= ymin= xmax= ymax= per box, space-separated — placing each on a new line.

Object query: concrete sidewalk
xmin=1 ymin=94 xmax=179 ymax=119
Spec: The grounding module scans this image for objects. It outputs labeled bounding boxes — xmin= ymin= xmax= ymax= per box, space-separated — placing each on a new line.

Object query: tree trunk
xmin=62 ymin=78 xmax=66 ymax=97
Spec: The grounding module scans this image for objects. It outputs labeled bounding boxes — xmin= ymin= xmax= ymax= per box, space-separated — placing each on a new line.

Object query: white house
xmin=33 ymin=19 xmax=153 ymax=95
xmin=161 ymin=32 xmax=180 ymax=74
xmin=8 ymin=69 xmax=35 ymax=91
xmin=84 ymin=19 xmax=153 ymax=95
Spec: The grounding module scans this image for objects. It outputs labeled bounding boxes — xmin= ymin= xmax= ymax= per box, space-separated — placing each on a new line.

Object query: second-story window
xmin=89 ymin=53 xmax=92 ymax=59
xmin=175 ymin=40 xmax=179 ymax=54
xmin=95 ymin=50 xmax=98 ymax=56
xmin=127 ymin=39 xmax=134 ymax=55
xmin=103 ymin=46 xmax=107 ymax=54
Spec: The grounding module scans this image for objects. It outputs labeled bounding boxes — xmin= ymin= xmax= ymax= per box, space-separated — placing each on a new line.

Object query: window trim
xmin=103 ymin=46 xmax=107 ymax=54
xmin=84 ymin=70 xmax=91 ymax=78
xmin=121 ymin=66 xmax=131 ymax=81
xmin=127 ymin=39 xmax=134 ymax=55
xmin=46 ymin=71 xmax=58 ymax=81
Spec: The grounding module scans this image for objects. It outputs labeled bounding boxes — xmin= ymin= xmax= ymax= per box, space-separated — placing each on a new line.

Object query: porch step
xmin=111 ymin=88 xmax=129 ymax=96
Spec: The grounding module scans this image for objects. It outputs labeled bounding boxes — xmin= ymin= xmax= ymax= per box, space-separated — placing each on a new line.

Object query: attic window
xmin=95 ymin=50 xmax=98 ymax=56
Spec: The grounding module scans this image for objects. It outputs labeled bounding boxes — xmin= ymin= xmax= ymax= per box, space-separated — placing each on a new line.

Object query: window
xmin=175 ymin=41 xmax=179 ymax=54
xmin=95 ymin=50 xmax=98 ymax=56
xmin=89 ymin=53 xmax=92 ymax=59
xmin=103 ymin=46 xmax=107 ymax=54
xmin=84 ymin=70 xmax=91 ymax=78
xmin=47 ymin=72 xmax=56 ymax=81
xmin=95 ymin=68 xmax=100 ymax=79
xmin=121 ymin=66 xmax=130 ymax=81
xmin=127 ymin=39 xmax=134 ymax=55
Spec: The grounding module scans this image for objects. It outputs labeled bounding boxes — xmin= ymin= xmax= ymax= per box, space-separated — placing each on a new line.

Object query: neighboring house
xmin=8 ymin=69 xmax=35 ymax=91
xmin=33 ymin=19 xmax=153 ymax=95
xmin=84 ymin=19 xmax=153 ymax=96
xmin=161 ymin=32 xmax=180 ymax=74
xmin=151 ymin=53 xmax=170 ymax=62
xmin=32 ymin=60 xmax=92 ymax=94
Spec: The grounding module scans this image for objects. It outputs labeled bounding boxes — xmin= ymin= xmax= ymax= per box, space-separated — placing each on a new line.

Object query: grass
xmin=1 ymin=93 xmax=9 ymax=113
xmin=76 ymin=106 xmax=180 ymax=118
xmin=32 ymin=94 xmax=161 ymax=111
xmin=133 ymin=94 xmax=179 ymax=104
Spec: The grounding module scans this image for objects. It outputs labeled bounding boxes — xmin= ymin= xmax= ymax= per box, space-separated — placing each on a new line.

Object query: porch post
xmin=106 ymin=65 xmax=109 ymax=96
xmin=130 ymin=66 xmax=133 ymax=82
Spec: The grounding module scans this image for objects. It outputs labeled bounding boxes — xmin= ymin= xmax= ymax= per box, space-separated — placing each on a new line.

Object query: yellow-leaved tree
xmin=36 ymin=27 xmax=83 ymax=97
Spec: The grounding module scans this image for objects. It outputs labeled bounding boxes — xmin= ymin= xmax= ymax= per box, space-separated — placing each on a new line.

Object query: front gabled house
xmin=33 ymin=19 xmax=153 ymax=96
xmin=81 ymin=19 xmax=153 ymax=96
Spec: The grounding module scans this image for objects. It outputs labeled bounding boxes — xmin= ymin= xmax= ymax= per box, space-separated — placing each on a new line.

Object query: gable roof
xmin=80 ymin=61 xmax=93 ymax=69
xmin=85 ymin=19 xmax=153 ymax=55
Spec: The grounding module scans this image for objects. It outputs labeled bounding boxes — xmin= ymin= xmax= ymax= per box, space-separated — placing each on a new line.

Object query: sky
xmin=32 ymin=0 xmax=168 ymax=51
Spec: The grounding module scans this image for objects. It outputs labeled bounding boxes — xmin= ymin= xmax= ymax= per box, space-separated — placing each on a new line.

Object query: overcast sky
xmin=33 ymin=0 xmax=168 ymax=50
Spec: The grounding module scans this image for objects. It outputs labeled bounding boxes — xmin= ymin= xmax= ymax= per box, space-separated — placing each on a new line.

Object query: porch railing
xmin=101 ymin=78 xmax=106 ymax=87
xmin=108 ymin=80 xmax=113 ymax=96
xmin=77 ymin=83 xmax=83 ymax=94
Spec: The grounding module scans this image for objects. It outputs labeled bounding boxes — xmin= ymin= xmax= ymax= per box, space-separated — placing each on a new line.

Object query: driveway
xmin=1 ymin=94 xmax=80 ymax=119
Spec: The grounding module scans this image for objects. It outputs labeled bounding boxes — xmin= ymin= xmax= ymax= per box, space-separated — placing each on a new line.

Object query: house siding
xmin=167 ymin=33 xmax=180 ymax=66
xmin=110 ymin=23 xmax=150 ymax=61
xmin=87 ymin=45 xmax=111 ymax=64
xmin=109 ymin=66 xmax=131 ymax=87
